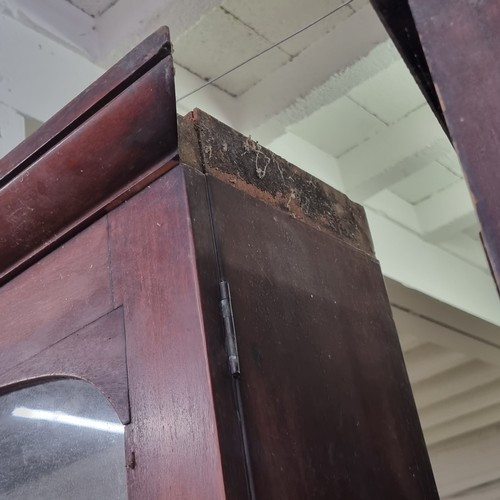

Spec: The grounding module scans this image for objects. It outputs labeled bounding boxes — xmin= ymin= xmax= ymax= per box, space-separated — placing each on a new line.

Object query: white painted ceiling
xmin=1 ymin=0 xmax=500 ymax=497
xmin=67 ymin=0 xmax=117 ymax=17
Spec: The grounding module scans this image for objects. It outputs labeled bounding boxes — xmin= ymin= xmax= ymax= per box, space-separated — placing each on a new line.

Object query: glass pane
xmin=0 ymin=379 xmax=127 ymax=500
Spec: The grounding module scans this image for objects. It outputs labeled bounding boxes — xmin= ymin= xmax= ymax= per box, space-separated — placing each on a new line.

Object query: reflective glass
xmin=0 ymin=379 xmax=127 ymax=499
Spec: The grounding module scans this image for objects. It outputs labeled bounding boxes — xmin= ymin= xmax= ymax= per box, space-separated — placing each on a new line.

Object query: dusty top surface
xmin=178 ymin=108 xmax=374 ymax=258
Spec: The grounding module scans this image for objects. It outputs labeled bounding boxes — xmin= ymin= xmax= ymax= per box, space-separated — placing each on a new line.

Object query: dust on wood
xmin=178 ymin=109 xmax=374 ymax=257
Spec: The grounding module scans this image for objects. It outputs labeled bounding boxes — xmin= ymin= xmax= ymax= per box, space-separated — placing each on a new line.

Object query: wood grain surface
xmin=109 ymin=166 xmax=227 ymax=499
xmin=407 ymin=0 xmax=500 ymax=289
xmin=207 ymin=175 xmax=439 ymax=499
xmin=0 ymin=218 xmax=113 ymax=375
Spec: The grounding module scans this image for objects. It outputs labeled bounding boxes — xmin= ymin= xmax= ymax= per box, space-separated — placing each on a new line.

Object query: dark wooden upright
xmin=0 ymin=28 xmax=438 ymax=498
xmin=370 ymin=1 xmax=500 ymax=290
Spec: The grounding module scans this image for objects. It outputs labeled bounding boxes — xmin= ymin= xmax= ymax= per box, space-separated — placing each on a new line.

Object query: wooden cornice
xmin=0 ymin=27 xmax=179 ymax=285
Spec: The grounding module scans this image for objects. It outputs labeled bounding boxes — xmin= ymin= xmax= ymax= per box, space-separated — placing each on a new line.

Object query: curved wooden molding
xmin=0 ymin=308 xmax=130 ymax=424
xmin=0 ymin=27 xmax=179 ymax=285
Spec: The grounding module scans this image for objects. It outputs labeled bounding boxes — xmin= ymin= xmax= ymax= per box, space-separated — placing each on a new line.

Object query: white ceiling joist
xmin=0 ymin=102 xmax=24 ymax=158
xmin=392 ymin=308 xmax=500 ymax=367
xmin=419 ymin=380 xmax=500 ymax=429
xmin=340 ymin=106 xmax=447 ymax=201
xmin=238 ymin=4 xmax=388 ymax=135
xmin=0 ymin=12 xmax=102 ymax=122
xmin=404 ymin=343 xmax=468 ymax=385
xmin=416 ymin=181 xmax=478 ymax=242
xmin=367 ymin=209 xmax=500 ymax=325
xmin=0 ymin=0 xmax=97 ymax=57
xmin=431 ymin=424 xmax=500 ymax=498
xmin=425 ymin=401 xmax=500 ymax=446
xmin=95 ymin=0 xmax=225 ymax=65
xmin=412 ymin=361 xmax=500 ymax=409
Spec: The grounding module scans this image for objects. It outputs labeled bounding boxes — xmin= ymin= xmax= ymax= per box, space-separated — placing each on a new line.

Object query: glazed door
xmin=0 ymin=167 xmax=230 ymax=499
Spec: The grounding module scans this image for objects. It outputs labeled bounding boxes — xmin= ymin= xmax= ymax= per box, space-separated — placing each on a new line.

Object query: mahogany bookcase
xmin=0 ymin=28 xmax=438 ymax=499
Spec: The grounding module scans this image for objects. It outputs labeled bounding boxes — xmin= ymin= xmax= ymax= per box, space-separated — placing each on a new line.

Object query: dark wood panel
xmin=0 ymin=217 xmax=113 ymax=374
xmin=0 ymin=307 xmax=130 ymax=424
xmin=407 ymin=1 xmax=500 ymax=288
xmin=109 ymin=166 xmax=226 ymax=499
xmin=0 ymin=56 xmax=178 ymax=285
xmin=0 ymin=27 xmax=172 ymax=183
xmin=209 ymin=176 xmax=438 ymax=499
xmin=182 ymin=165 xmax=250 ymax=499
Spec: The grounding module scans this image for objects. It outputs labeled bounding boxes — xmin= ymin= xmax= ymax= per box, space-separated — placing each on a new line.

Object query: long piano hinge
xmin=219 ymin=280 xmax=241 ymax=378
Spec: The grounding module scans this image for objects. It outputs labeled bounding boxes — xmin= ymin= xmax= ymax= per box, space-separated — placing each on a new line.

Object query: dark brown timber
xmin=0 ymin=28 xmax=178 ymax=285
xmin=403 ymin=1 xmax=500 ymax=288
xmin=0 ymin=26 xmax=437 ymax=498
xmin=180 ymin=109 xmax=438 ymax=499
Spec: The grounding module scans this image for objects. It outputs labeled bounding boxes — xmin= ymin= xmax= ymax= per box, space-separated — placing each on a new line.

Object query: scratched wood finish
xmin=404 ymin=1 xmax=500 ymax=288
xmin=206 ymin=176 xmax=439 ymax=499
xmin=0 ymin=307 xmax=130 ymax=424
xmin=0 ymin=29 xmax=178 ymax=286
xmin=0 ymin=218 xmax=113 ymax=374
xmin=109 ymin=167 xmax=227 ymax=500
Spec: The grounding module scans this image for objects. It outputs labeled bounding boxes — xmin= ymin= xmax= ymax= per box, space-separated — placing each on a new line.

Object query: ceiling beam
xmin=411 ymin=361 xmax=500 ymax=409
xmin=340 ymin=105 xmax=447 ymax=201
xmin=0 ymin=103 xmax=24 ymax=158
xmin=0 ymin=0 xmax=97 ymax=57
xmin=397 ymin=331 xmax=425 ymax=352
xmin=424 ymin=401 xmax=500 ymax=446
xmin=0 ymin=12 xmax=102 ymax=122
xmin=238 ymin=4 xmax=389 ymax=136
xmin=364 ymin=189 xmax=421 ymax=233
xmin=368 ymin=209 xmax=500 ymax=326
xmin=416 ymin=181 xmax=478 ymax=242
xmin=403 ymin=343 xmax=468 ymax=384
xmin=391 ymin=308 xmax=500 ymax=367
xmin=439 ymin=234 xmax=489 ymax=272
xmin=430 ymin=424 xmax=500 ymax=497
xmin=419 ymin=379 xmax=500 ymax=429
xmin=95 ymin=0 xmax=225 ymax=65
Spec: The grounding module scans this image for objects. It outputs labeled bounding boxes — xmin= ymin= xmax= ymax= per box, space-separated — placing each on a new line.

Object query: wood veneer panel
xmin=0 ymin=218 xmax=113 ymax=374
xmin=0 ymin=307 xmax=130 ymax=424
xmin=109 ymin=166 xmax=226 ymax=499
xmin=208 ymin=176 xmax=438 ymax=499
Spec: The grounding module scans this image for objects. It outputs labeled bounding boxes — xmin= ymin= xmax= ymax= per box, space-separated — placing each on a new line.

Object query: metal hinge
xmin=219 ymin=280 xmax=241 ymax=378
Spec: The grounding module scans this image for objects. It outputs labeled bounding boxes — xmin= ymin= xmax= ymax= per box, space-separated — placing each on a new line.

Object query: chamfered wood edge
xmin=0 ymin=33 xmax=179 ymax=287
xmin=178 ymin=109 xmax=375 ymax=258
